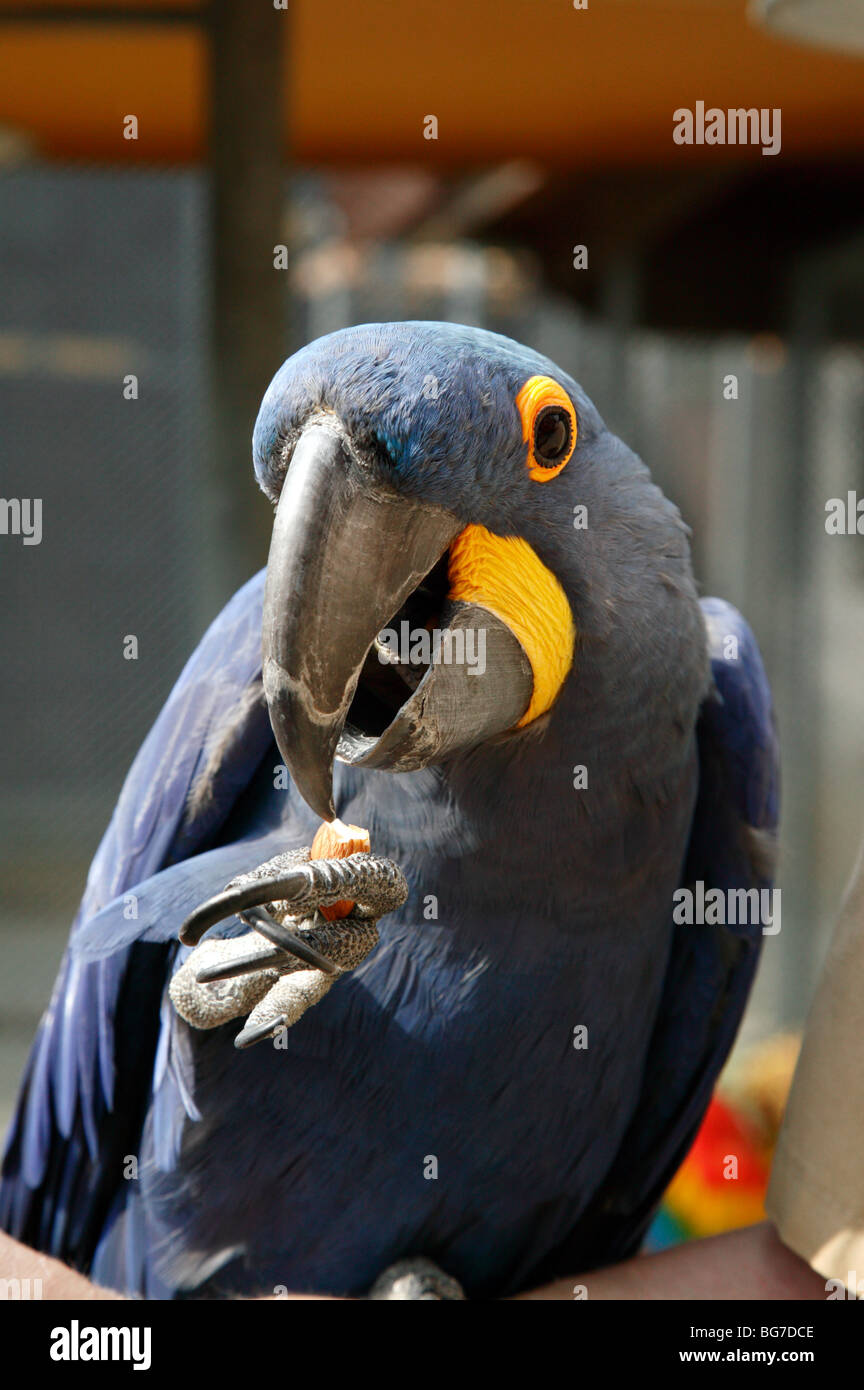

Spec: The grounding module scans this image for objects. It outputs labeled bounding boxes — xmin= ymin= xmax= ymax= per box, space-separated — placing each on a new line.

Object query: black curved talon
xmin=241 ymin=906 xmax=340 ymax=976
xmin=179 ymin=869 xmax=314 ymax=946
xmin=234 ymin=1014 xmax=288 ymax=1050
xmin=194 ymin=943 xmax=287 ymax=985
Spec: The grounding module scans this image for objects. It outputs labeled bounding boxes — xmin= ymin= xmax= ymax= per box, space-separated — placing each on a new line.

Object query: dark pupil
xmin=534 ymin=408 xmax=571 ymax=465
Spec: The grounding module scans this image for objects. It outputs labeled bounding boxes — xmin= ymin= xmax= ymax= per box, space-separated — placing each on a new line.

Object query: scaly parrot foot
xmin=368 ymin=1258 xmax=466 ymax=1301
xmin=169 ymin=846 xmax=407 ymax=1047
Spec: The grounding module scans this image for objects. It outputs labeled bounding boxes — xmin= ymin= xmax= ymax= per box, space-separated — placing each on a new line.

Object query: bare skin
xmin=0 ymin=1232 xmax=125 ymax=1300
xmin=0 ymin=1221 xmax=829 ymax=1300
xmin=0 ymin=1230 xmax=340 ymax=1299
xmin=515 ymin=1222 xmax=829 ymax=1300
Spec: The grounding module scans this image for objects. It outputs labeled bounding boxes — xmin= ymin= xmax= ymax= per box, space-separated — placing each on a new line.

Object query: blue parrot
xmin=0 ymin=322 xmax=777 ymax=1299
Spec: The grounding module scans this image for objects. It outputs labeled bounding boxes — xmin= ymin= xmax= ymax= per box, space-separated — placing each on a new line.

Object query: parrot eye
xmin=533 ymin=407 xmax=572 ymax=467
xmin=515 ymin=374 xmax=578 ymax=481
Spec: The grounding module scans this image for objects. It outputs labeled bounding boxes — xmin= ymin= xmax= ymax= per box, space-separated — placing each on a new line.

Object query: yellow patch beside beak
xmin=447 ymin=524 xmax=575 ymax=726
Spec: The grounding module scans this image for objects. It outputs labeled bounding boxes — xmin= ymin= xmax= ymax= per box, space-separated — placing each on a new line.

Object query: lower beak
xmin=262 ymin=422 xmax=532 ymax=819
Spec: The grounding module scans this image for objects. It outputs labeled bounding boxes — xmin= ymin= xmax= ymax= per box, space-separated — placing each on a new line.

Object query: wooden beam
xmin=205 ymin=0 xmax=286 ymax=606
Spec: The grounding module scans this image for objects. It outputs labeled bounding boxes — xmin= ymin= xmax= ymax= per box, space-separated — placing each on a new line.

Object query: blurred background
xmin=2 ymin=0 xmax=864 ymax=1193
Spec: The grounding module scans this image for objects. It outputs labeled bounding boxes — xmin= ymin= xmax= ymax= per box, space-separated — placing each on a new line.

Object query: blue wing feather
xmin=0 ymin=571 xmax=272 ymax=1279
xmin=535 ymin=597 xmax=779 ymax=1276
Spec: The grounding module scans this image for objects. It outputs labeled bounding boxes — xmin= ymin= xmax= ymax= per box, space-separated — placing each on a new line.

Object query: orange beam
xmin=0 ymin=1 xmax=863 ymax=167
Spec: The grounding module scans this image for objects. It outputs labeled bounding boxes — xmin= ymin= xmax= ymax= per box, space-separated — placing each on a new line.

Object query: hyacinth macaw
xmin=0 ymin=322 xmax=778 ymax=1299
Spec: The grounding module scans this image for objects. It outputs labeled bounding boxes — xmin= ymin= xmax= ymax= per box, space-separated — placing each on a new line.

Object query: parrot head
xmin=253 ymin=321 xmax=704 ymax=821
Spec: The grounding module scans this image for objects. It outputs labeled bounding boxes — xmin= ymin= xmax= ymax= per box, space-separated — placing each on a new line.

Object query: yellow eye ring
xmin=516 ymin=375 xmax=577 ymax=482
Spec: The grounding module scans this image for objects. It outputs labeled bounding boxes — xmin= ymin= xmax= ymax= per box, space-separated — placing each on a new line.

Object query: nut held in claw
xmin=310 ymin=818 xmax=371 ymax=920
xmin=170 ymin=818 xmax=410 ymax=1047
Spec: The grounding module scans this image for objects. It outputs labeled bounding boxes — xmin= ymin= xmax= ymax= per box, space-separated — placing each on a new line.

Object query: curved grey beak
xmin=262 ymin=421 xmax=532 ymax=819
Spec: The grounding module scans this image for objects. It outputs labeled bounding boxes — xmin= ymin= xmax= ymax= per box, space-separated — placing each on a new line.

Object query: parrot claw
xmin=240 ymin=905 xmax=341 ymax=976
xmin=178 ymin=849 xmax=406 ymax=946
xmin=234 ymin=1013 xmax=289 ymax=1050
xmin=170 ymin=846 xmax=408 ymax=1046
xmin=368 ymin=1257 xmax=466 ymax=1301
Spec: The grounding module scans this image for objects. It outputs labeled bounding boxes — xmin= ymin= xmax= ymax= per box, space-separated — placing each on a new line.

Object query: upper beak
xmin=262 ymin=420 xmax=533 ymax=819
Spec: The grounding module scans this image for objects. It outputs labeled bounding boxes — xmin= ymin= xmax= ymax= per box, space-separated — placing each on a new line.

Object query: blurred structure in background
xmin=2 ymin=1 xmax=864 ymax=1129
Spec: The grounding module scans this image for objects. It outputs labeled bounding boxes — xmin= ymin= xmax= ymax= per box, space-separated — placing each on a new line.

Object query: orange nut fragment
xmin=309 ymin=818 xmax=371 ymax=920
